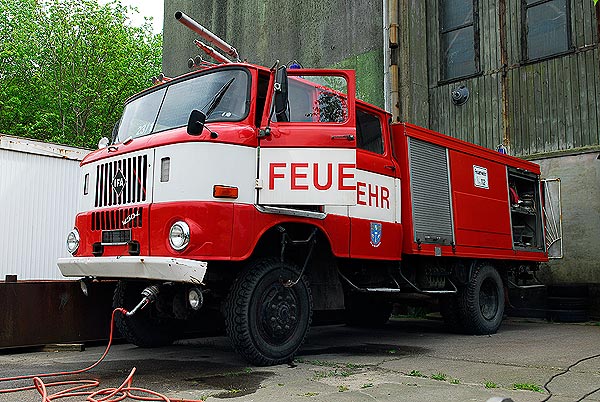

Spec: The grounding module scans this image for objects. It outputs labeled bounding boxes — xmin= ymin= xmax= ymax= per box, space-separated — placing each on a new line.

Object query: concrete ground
xmin=0 ymin=317 xmax=599 ymax=402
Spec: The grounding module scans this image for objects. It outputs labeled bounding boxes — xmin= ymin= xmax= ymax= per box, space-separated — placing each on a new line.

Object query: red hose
xmin=0 ymin=308 xmax=202 ymax=402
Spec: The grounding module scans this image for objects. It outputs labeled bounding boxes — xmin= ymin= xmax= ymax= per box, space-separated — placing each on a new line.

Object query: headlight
xmin=66 ymin=229 xmax=80 ymax=255
xmin=169 ymin=221 xmax=190 ymax=251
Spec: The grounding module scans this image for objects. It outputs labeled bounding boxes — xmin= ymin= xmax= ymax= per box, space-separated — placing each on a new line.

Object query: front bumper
xmin=57 ymin=256 xmax=207 ymax=283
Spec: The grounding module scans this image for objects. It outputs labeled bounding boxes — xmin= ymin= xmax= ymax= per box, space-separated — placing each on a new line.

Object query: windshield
xmin=115 ymin=68 xmax=250 ymax=143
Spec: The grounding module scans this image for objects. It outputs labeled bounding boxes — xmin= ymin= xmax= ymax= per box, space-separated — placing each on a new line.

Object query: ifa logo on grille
xmin=112 ymin=170 xmax=126 ymax=196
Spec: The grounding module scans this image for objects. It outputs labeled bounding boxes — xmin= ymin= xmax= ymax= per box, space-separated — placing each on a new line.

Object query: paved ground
xmin=0 ymin=317 xmax=599 ymax=402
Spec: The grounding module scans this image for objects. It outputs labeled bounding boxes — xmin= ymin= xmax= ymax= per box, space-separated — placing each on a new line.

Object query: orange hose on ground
xmin=0 ymin=308 xmax=203 ymax=402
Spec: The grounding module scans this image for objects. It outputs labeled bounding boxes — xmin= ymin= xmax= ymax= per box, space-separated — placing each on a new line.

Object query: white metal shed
xmin=0 ymin=135 xmax=90 ymax=280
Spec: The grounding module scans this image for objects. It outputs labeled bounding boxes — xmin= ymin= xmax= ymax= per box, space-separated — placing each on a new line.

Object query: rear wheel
xmin=458 ymin=264 xmax=505 ymax=334
xmin=113 ymin=281 xmax=182 ymax=348
xmin=225 ymin=258 xmax=313 ymax=366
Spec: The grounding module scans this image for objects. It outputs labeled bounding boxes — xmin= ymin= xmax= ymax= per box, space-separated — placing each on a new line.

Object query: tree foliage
xmin=0 ymin=0 xmax=162 ymax=148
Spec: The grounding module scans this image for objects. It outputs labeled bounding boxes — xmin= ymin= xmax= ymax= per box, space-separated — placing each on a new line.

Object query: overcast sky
xmin=99 ymin=0 xmax=164 ymax=34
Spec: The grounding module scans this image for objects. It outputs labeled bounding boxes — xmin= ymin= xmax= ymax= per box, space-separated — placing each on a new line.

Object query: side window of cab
xmin=356 ymin=108 xmax=384 ymax=154
xmin=274 ymin=77 xmax=349 ymax=123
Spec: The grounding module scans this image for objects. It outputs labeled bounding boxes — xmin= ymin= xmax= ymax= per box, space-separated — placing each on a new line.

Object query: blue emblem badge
xmin=370 ymin=222 xmax=382 ymax=248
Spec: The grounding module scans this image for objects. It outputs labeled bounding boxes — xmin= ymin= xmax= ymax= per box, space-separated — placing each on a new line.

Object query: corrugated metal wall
xmin=0 ymin=146 xmax=83 ymax=280
xmin=426 ymin=0 xmax=600 ymax=157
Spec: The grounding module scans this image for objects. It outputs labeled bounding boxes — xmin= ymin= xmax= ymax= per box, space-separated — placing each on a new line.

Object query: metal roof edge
xmin=0 ymin=134 xmax=91 ymax=161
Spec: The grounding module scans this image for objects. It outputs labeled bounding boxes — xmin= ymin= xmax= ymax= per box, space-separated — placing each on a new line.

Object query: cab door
xmin=349 ymin=106 xmax=402 ymax=260
xmin=257 ymin=69 xmax=357 ymax=206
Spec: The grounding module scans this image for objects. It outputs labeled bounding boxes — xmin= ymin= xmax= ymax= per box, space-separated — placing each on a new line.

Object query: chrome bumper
xmin=57 ymin=256 xmax=207 ymax=283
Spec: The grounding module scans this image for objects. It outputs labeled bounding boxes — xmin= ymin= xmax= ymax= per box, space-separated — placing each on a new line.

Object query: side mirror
xmin=187 ymin=109 xmax=207 ymax=135
xmin=274 ymin=66 xmax=289 ymax=122
xmin=98 ymin=137 xmax=110 ymax=149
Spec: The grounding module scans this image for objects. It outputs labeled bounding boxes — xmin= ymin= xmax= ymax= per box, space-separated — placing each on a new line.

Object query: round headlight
xmin=66 ymin=229 xmax=80 ymax=255
xmin=169 ymin=221 xmax=190 ymax=251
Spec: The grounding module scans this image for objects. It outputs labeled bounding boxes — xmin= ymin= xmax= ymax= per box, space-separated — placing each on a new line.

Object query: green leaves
xmin=0 ymin=0 xmax=162 ymax=148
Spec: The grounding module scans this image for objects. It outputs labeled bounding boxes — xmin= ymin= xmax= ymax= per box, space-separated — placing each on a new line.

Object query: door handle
xmin=385 ymin=165 xmax=396 ymax=171
xmin=331 ymin=134 xmax=355 ymax=141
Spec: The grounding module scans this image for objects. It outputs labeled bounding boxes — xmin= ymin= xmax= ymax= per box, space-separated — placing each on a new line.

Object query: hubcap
xmin=259 ymin=283 xmax=299 ymax=343
xmin=479 ymin=278 xmax=499 ymax=321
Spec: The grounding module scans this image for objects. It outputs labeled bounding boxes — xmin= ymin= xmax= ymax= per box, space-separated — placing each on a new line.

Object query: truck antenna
xmin=175 ymin=11 xmax=241 ymax=63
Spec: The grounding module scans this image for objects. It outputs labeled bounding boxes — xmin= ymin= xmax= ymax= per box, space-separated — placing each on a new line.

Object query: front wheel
xmin=225 ymin=258 xmax=313 ymax=366
xmin=458 ymin=264 xmax=505 ymax=334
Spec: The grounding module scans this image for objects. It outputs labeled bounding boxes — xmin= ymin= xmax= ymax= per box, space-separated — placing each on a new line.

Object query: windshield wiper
xmin=203 ymin=77 xmax=236 ymax=119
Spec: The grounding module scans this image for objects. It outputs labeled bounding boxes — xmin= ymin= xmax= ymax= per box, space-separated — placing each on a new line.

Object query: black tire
xmin=458 ymin=264 xmax=505 ymax=335
xmin=344 ymin=294 xmax=392 ymax=327
xmin=224 ymin=258 xmax=313 ymax=366
xmin=439 ymin=296 xmax=463 ymax=333
xmin=113 ymin=281 xmax=181 ymax=348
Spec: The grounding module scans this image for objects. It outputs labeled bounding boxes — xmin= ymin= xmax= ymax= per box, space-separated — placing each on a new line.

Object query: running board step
xmin=365 ymin=288 xmax=403 ymax=293
xmin=396 ymin=266 xmax=458 ymax=295
xmin=338 ymin=271 xmax=402 ymax=293
xmin=508 ymin=279 xmax=545 ymax=290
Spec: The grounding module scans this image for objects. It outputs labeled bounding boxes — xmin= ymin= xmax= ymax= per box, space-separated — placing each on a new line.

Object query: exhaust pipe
xmin=175 ymin=11 xmax=240 ymax=62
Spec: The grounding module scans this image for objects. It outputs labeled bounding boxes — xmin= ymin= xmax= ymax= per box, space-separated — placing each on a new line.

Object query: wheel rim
xmin=479 ymin=278 xmax=499 ymax=320
xmin=257 ymin=282 xmax=299 ymax=345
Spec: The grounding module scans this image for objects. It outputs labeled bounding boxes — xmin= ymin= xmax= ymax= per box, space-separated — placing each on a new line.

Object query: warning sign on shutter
xmin=473 ymin=165 xmax=489 ymax=189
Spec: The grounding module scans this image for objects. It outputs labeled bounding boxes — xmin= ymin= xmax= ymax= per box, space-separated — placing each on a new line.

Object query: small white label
xmin=473 ymin=165 xmax=489 ymax=189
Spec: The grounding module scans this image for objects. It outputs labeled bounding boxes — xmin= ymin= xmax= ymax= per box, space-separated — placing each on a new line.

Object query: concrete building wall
xmin=534 ymin=151 xmax=600 ymax=284
xmin=163 ymin=0 xmax=385 ymax=107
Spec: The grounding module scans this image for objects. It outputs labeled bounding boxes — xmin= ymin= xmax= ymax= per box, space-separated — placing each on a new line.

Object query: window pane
xmin=117 ymin=88 xmax=166 ymax=142
xmin=440 ymin=0 xmax=473 ymax=31
xmin=155 ymin=69 xmax=249 ymax=131
xmin=280 ymin=79 xmax=313 ymax=122
xmin=275 ymin=75 xmax=349 ymax=123
xmin=357 ymin=110 xmax=384 ymax=154
xmin=441 ymin=26 xmax=476 ymax=80
xmin=526 ymin=0 xmax=569 ymax=60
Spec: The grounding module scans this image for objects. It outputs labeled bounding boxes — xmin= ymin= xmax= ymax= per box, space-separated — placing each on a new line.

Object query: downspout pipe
xmin=383 ymin=0 xmax=391 ymax=113
xmin=388 ymin=0 xmax=400 ymax=121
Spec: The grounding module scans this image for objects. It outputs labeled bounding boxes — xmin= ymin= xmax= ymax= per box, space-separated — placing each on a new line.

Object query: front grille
xmin=91 ymin=207 xmax=143 ymax=231
xmin=95 ymin=155 xmax=148 ymax=207
xmin=102 ymin=229 xmax=131 ymax=245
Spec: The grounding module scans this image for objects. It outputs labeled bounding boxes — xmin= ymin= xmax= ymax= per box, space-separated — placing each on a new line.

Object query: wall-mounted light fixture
xmin=451 ymin=85 xmax=470 ymax=106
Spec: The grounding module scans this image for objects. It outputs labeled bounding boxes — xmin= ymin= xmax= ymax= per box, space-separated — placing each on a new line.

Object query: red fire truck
xmin=58 ymin=12 xmax=549 ymax=366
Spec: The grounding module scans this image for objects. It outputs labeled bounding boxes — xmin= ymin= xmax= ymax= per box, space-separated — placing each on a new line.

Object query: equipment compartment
xmin=508 ymin=168 xmax=544 ymax=251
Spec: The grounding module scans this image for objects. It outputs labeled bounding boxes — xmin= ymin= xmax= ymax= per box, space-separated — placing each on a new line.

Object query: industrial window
xmin=439 ymin=0 xmax=479 ymax=81
xmin=356 ymin=109 xmax=384 ymax=154
xmin=522 ymin=0 xmax=571 ymax=61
